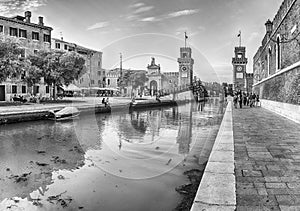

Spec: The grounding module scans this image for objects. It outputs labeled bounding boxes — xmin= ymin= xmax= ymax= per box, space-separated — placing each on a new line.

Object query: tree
xmin=29 ymin=50 xmax=86 ymax=99
xmin=0 ymin=37 xmax=26 ymax=82
xmin=22 ymin=61 xmax=43 ymax=89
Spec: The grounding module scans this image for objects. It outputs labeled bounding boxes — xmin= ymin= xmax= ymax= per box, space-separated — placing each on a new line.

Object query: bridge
xmin=157 ymin=80 xmax=208 ymax=102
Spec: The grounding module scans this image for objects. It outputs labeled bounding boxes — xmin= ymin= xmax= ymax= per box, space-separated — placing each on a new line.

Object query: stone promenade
xmin=233 ymin=105 xmax=300 ymax=211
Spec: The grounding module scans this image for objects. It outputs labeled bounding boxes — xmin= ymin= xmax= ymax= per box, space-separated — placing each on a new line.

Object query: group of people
xmin=233 ymin=90 xmax=260 ymax=109
xmin=102 ymin=97 xmax=109 ymax=107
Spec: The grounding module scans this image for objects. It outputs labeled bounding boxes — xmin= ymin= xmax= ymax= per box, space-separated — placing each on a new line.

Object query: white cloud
xmin=248 ymin=32 xmax=259 ymax=42
xmin=87 ymin=21 xmax=109 ymax=30
xmin=129 ymin=2 xmax=145 ymax=8
xmin=0 ymin=0 xmax=47 ymax=16
xmin=140 ymin=17 xmax=160 ymax=22
xmin=133 ymin=6 xmax=154 ymax=14
xmin=167 ymin=9 xmax=200 ymax=18
xmin=198 ymin=26 xmax=206 ymax=31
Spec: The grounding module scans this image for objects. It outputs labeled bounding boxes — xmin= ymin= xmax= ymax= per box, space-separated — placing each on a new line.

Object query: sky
xmin=0 ymin=0 xmax=284 ymax=83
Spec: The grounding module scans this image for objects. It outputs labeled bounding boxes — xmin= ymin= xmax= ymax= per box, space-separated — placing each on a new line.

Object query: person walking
xmin=243 ymin=92 xmax=247 ymax=106
xmin=233 ymin=93 xmax=238 ymax=109
xmin=238 ymin=92 xmax=243 ymax=109
xmin=246 ymin=93 xmax=250 ymax=106
xmin=256 ymin=94 xmax=260 ymax=107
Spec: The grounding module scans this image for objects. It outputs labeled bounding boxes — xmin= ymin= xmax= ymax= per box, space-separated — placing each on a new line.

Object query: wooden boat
xmin=48 ymin=106 xmax=80 ymax=121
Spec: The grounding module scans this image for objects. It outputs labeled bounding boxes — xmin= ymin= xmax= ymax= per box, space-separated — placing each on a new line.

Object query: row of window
xmin=97 ymin=71 xmax=106 ymax=76
xmin=263 ymin=36 xmax=281 ymax=77
xmin=0 ymin=25 xmax=51 ymax=42
xmin=9 ymin=85 xmax=50 ymax=94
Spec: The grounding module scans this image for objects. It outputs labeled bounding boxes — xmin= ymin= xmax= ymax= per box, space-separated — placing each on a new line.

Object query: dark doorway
xmin=0 ymin=85 xmax=5 ymax=101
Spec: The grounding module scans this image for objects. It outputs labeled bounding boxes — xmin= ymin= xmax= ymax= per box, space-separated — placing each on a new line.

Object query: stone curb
xmin=190 ymin=101 xmax=236 ymax=211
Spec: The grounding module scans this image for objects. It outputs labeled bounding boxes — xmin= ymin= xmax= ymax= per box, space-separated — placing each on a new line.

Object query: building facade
xmin=178 ymin=47 xmax=194 ymax=87
xmin=253 ymin=0 xmax=300 ymax=104
xmin=232 ymin=46 xmax=248 ymax=91
xmin=0 ymin=11 xmax=52 ymax=101
xmin=51 ymin=38 xmax=105 ymax=88
xmin=105 ymin=68 xmax=121 ymax=88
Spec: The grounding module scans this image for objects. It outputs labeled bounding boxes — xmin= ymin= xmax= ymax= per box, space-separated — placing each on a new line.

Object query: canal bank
xmin=0 ymin=98 xmax=180 ymax=125
xmin=191 ymin=100 xmax=236 ymax=211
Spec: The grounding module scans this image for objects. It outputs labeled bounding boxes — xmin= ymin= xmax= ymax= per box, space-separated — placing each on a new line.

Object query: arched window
xmin=107 ymin=79 xmax=110 ymax=86
xmin=276 ymin=36 xmax=281 ymax=71
xmin=268 ymin=47 xmax=272 ymax=76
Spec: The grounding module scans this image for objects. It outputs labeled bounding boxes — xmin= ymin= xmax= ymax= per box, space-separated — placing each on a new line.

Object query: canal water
xmin=0 ymin=98 xmax=224 ymax=211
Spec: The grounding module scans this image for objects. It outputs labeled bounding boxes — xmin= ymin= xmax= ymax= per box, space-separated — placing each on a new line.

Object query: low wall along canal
xmin=0 ymin=97 xmax=225 ymax=211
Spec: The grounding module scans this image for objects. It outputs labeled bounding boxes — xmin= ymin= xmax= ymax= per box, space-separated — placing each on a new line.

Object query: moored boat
xmin=48 ymin=106 xmax=80 ymax=121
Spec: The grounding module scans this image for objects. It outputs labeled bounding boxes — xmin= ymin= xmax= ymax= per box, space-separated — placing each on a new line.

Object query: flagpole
xmin=184 ymin=32 xmax=187 ymax=48
xmin=239 ymin=30 xmax=242 ymax=47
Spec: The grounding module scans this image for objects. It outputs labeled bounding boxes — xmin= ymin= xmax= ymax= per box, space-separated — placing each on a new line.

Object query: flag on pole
xmin=237 ymin=31 xmax=241 ymax=37
xmin=185 ymin=32 xmax=188 ymax=39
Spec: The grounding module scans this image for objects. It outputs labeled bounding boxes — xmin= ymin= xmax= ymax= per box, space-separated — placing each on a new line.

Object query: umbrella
xmin=61 ymin=84 xmax=81 ymax=92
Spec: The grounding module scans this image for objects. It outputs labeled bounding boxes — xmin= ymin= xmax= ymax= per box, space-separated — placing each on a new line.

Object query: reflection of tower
xmin=176 ymin=103 xmax=193 ymax=154
xmin=178 ymin=47 xmax=194 ymax=87
xmin=148 ymin=110 xmax=162 ymax=141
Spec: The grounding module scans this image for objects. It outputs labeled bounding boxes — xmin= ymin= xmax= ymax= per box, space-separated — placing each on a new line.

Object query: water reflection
xmin=0 ymin=121 xmax=85 ymax=210
xmin=0 ymin=98 xmax=224 ymax=210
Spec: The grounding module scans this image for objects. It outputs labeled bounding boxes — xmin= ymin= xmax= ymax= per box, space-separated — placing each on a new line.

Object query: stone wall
xmin=253 ymin=0 xmax=300 ymax=104
xmin=254 ymin=66 xmax=300 ymax=104
xmin=260 ymin=99 xmax=300 ymax=124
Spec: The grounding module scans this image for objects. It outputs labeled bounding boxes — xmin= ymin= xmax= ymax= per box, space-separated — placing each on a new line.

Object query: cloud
xmin=138 ymin=8 xmax=200 ymax=23
xmin=133 ymin=6 xmax=154 ymax=14
xmin=129 ymin=2 xmax=145 ymax=8
xmin=247 ymin=32 xmax=259 ymax=42
xmin=175 ymin=27 xmax=203 ymax=37
xmin=87 ymin=21 xmax=109 ymax=30
xmin=198 ymin=26 xmax=206 ymax=31
xmin=140 ymin=17 xmax=160 ymax=22
xmin=0 ymin=0 xmax=47 ymax=16
xmin=167 ymin=9 xmax=200 ymax=18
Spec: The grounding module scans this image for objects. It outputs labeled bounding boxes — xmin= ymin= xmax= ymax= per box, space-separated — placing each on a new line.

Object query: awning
xmin=61 ymin=84 xmax=81 ymax=92
xmin=89 ymin=87 xmax=119 ymax=91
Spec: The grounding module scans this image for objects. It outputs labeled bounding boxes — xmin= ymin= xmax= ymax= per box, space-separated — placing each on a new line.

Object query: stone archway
xmin=150 ymin=80 xmax=158 ymax=96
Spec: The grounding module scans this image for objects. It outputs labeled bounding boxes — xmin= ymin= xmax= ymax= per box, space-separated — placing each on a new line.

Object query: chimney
xmin=265 ymin=19 xmax=273 ymax=35
xmin=25 ymin=11 xmax=31 ymax=23
xmin=38 ymin=16 xmax=44 ymax=26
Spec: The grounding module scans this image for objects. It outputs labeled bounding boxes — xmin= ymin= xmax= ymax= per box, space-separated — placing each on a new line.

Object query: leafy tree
xmin=119 ymin=70 xmax=148 ymax=88
xmin=22 ymin=61 xmax=43 ymax=88
xmin=29 ymin=50 xmax=86 ymax=99
xmin=0 ymin=37 xmax=25 ymax=82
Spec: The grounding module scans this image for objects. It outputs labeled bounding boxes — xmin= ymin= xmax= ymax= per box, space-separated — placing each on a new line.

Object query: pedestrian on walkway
xmin=243 ymin=92 xmax=247 ymax=106
xmin=256 ymin=94 xmax=260 ymax=107
xmin=246 ymin=93 xmax=250 ymax=106
xmin=238 ymin=92 xmax=243 ymax=109
xmin=233 ymin=93 xmax=238 ymax=109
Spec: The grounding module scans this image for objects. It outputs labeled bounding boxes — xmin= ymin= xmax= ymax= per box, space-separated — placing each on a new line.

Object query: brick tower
xmin=232 ymin=46 xmax=248 ymax=91
xmin=178 ymin=47 xmax=194 ymax=87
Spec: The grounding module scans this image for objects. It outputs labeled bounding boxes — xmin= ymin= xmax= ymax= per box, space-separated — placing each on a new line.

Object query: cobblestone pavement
xmin=233 ymin=105 xmax=300 ymax=211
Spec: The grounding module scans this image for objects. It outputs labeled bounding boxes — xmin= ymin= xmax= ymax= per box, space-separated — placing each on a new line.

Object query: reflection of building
xmin=0 ymin=11 xmax=52 ymax=101
xmin=51 ymin=38 xmax=104 ymax=88
xmin=176 ymin=103 xmax=193 ymax=154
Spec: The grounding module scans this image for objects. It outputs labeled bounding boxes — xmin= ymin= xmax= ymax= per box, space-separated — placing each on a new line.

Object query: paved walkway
xmin=233 ymin=105 xmax=300 ymax=210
